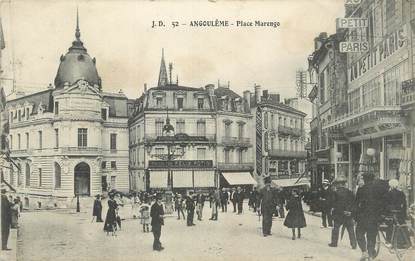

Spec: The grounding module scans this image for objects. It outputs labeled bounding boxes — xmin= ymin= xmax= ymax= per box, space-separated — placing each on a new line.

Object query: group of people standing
xmin=315 ymin=174 xmax=409 ymax=261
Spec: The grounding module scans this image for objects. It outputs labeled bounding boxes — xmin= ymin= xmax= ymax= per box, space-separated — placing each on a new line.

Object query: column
xmin=348 ymin=143 xmax=353 ymax=190
xmin=380 ymin=137 xmax=385 ymax=180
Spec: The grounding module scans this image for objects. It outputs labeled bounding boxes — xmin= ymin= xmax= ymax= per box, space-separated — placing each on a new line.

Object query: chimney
xmin=205 ymin=84 xmax=215 ymax=96
xmin=270 ymin=93 xmax=280 ymax=103
xmin=314 ymin=32 xmax=327 ymax=50
xmin=254 ymin=84 xmax=261 ymax=103
xmin=243 ymin=90 xmax=251 ymax=110
xmin=262 ymin=90 xmax=269 ymax=101
xmin=144 ymin=83 xmax=147 ymax=93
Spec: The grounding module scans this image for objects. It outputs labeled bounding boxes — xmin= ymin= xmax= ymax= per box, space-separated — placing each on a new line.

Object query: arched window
xmin=54 ymin=162 xmax=61 ymax=189
xmin=25 ymin=163 xmax=30 ymax=187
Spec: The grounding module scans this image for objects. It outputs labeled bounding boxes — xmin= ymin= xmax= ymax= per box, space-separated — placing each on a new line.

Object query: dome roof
xmin=54 ymin=15 xmax=101 ymax=89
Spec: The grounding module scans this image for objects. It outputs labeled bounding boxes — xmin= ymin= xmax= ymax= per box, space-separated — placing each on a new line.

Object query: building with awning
xmin=221 ymin=172 xmax=257 ymax=186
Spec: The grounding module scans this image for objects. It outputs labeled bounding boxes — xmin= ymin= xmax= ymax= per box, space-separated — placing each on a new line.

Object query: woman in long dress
xmin=284 ymin=190 xmax=306 ymax=240
xmin=10 ymin=199 xmax=20 ymax=229
xmin=103 ymin=194 xmax=118 ymax=236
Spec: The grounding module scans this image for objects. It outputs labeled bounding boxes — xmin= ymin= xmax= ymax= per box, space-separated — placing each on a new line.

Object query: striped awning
xmin=222 ymin=172 xmax=257 ymax=185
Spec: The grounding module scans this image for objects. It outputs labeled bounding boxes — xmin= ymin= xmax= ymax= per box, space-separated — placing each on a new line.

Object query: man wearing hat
xmin=260 ymin=177 xmax=276 ymax=237
xmin=1 ymin=188 xmax=12 ymax=250
xmin=150 ymin=194 xmax=165 ymax=251
xmin=328 ymin=176 xmax=357 ymax=249
xmin=92 ymin=194 xmax=103 ymax=222
xmin=318 ymin=179 xmax=333 ymax=228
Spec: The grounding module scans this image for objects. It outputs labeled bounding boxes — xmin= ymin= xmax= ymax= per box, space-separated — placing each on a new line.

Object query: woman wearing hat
xmin=103 ymin=193 xmax=118 ymax=236
xmin=284 ymin=190 xmax=306 ymax=240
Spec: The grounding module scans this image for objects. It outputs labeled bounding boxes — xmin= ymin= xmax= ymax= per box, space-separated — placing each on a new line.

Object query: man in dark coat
xmin=230 ymin=188 xmax=237 ymax=212
xmin=318 ymin=179 xmax=334 ymax=228
xmin=385 ymin=179 xmax=407 ymax=246
xmin=276 ymin=187 xmax=285 ymax=218
xmin=185 ymin=193 xmax=196 ymax=226
xmin=150 ymin=194 xmax=165 ymax=251
xmin=93 ymin=195 xmax=103 ymax=222
xmin=236 ymin=187 xmax=244 ymax=214
xmin=220 ymin=189 xmax=228 ymax=212
xmin=355 ymin=174 xmax=388 ymax=260
xmin=1 ymin=189 xmax=12 ymax=250
xmin=328 ymin=176 xmax=357 ymax=249
xmin=260 ymin=179 xmax=276 ymax=236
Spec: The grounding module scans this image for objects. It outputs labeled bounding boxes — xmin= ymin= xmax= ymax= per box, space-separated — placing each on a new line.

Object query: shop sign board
xmin=148 ymin=160 xmax=213 ymax=169
xmin=336 ymin=18 xmax=368 ymax=29
xmin=340 ymin=41 xmax=369 ymax=53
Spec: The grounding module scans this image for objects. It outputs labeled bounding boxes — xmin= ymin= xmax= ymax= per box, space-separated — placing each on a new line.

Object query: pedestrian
xmin=277 ymin=187 xmax=286 ymax=218
xmin=236 ymin=187 xmax=244 ymax=214
xmin=319 ymin=179 xmax=334 ymax=228
xmin=230 ymin=188 xmax=237 ymax=212
xmin=150 ymin=194 xmax=164 ymax=251
xmin=385 ymin=179 xmax=407 ymax=247
xmin=175 ymin=194 xmax=186 ymax=220
xmin=16 ymin=196 xmax=23 ymax=212
xmin=355 ymin=173 xmax=388 ymax=260
xmin=220 ymin=188 xmax=228 ymax=212
xmin=10 ymin=198 xmax=20 ymax=229
xmin=93 ymin=194 xmax=103 ymax=222
xmin=185 ymin=193 xmax=196 ymax=226
xmin=260 ymin=178 xmax=276 ymax=237
xmin=328 ymin=176 xmax=357 ymax=249
xmin=139 ymin=199 xmax=151 ymax=233
xmin=284 ymin=189 xmax=306 ymax=240
xmin=1 ymin=189 xmax=12 ymax=251
xmin=103 ymin=193 xmax=118 ymax=236
xmin=196 ymin=192 xmax=205 ymax=221
xmin=250 ymin=187 xmax=259 ymax=212
xmin=210 ymin=189 xmax=220 ymax=221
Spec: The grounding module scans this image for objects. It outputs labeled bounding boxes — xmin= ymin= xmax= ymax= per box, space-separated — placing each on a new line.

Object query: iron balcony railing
xmin=221 ymin=136 xmax=251 ymax=146
xmin=217 ymin=162 xmax=254 ymax=170
xmin=268 ymin=150 xmax=307 ymax=159
xmin=144 ymin=133 xmax=216 ymax=142
xmin=277 ymin=125 xmax=303 ymax=137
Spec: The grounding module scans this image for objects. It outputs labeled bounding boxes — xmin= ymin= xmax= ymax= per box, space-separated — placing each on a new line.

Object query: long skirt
xmin=104 ymin=208 xmax=117 ymax=232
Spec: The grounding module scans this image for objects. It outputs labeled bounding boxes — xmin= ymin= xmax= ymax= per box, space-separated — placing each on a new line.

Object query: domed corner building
xmin=4 ymin=16 xmax=130 ymax=210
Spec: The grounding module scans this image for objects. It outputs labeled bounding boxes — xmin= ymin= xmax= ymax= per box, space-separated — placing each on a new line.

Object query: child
xmin=139 ymin=200 xmax=151 ymax=232
xmin=284 ymin=190 xmax=306 ymax=240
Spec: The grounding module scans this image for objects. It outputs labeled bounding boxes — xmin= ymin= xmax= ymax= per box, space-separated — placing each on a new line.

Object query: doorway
xmin=74 ymin=162 xmax=90 ymax=196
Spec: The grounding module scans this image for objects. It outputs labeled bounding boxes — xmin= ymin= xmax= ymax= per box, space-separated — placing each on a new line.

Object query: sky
xmin=0 ymin=0 xmax=345 ymax=118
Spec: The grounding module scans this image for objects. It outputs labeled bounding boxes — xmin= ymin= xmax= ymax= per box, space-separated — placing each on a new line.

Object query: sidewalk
xmin=0 ymin=228 xmax=17 ymax=261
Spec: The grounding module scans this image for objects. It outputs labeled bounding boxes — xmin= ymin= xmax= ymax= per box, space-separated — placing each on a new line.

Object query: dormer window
xmin=101 ymin=108 xmax=107 ymax=120
xmin=26 ymin=108 xmax=29 ymax=120
xmin=198 ymin=98 xmax=204 ymax=109
xmin=18 ymin=110 xmax=21 ymax=122
xmin=156 ymin=97 xmax=163 ymax=108
xmin=177 ymin=97 xmax=184 ymax=110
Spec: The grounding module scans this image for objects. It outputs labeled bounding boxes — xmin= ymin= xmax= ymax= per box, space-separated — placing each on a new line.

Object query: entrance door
xmin=74 ymin=162 xmax=90 ymax=196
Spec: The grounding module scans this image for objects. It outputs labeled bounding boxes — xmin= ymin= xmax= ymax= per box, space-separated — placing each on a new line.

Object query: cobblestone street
xmin=14 ymin=202 xmax=400 ymax=261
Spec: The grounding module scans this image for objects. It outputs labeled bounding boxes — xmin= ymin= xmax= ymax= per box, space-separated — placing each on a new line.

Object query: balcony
xmin=221 ymin=136 xmax=252 ymax=147
xmin=278 ymin=125 xmax=303 ymax=137
xmin=60 ymin=147 xmax=102 ymax=156
xmin=217 ymin=162 xmax=254 ymax=171
xmin=268 ymin=149 xmax=307 ymax=159
xmin=10 ymin=149 xmax=30 ymax=158
xmin=144 ymin=133 xmax=216 ymax=144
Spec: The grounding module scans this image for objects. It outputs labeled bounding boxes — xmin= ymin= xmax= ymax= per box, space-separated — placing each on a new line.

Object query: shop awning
xmin=222 ymin=172 xmax=257 ymax=185
xmin=271 ymin=178 xmax=310 ymax=188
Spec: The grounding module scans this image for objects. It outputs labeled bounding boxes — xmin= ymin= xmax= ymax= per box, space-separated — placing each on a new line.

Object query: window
xmin=25 ymin=163 xmax=30 ymax=187
xmin=136 ymin=125 xmax=141 ymax=143
xmin=54 ymin=163 xmax=61 ymax=189
xmin=176 ymin=120 xmax=185 ymax=134
xmin=177 ymin=97 xmax=184 ymax=110
xmin=26 ymin=133 xmax=29 ymax=149
xmin=197 ymin=148 xmax=206 ymax=160
xmin=38 ymin=168 xmax=42 ymax=187
xmin=10 ymin=112 xmax=13 ymax=123
xmin=110 ymin=133 xmax=117 ymax=150
xmin=38 ymin=131 xmax=42 ymax=149
xmin=271 ymin=137 xmax=274 ymax=151
xmin=101 ymin=161 xmax=107 ymax=169
xmin=54 ymin=102 xmax=59 ymax=115
xmin=101 ymin=108 xmax=107 ymax=120
xmin=18 ymin=134 xmax=21 ymax=149
xmin=264 ymin=112 xmax=268 ymax=129
xmin=238 ymin=124 xmax=244 ymax=139
xmin=18 ymin=110 xmax=21 ymax=122
xmin=111 ymin=176 xmax=116 ymax=188
xmin=155 ymin=148 xmax=164 ymax=156
xmin=26 ymin=108 xmax=29 ymax=120
xmin=155 ymin=120 xmax=164 ymax=136
xmin=198 ymin=98 xmax=204 ymax=109
xmin=156 ymin=97 xmax=163 ymax=108
xmin=17 ymin=163 xmax=22 ymax=186
xmin=111 ymin=161 xmax=117 ymax=169
xmin=197 ymin=121 xmax=206 ymax=136
xmin=55 ymin=129 xmax=59 ymax=148
xmin=320 ymin=71 xmax=325 ymax=103
xmin=224 ymin=149 xmax=230 ymax=163
xmin=9 ymin=135 xmax=12 ymax=150
xmin=9 ymin=167 xmax=14 ymax=186
xmin=349 ymin=89 xmax=361 ymax=114
xmin=238 ymin=149 xmax=243 ymax=163
xmin=284 ymin=118 xmax=287 ymax=126
xmin=225 ymin=122 xmax=231 ymax=137
xmin=78 ymin=128 xmax=87 ymax=147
